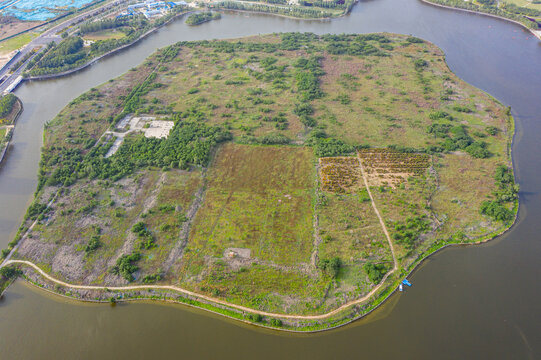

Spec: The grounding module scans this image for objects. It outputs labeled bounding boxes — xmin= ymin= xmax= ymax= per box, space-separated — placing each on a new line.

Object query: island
xmin=0 ymin=33 xmax=517 ymax=331
xmin=185 ymin=12 xmax=222 ymax=25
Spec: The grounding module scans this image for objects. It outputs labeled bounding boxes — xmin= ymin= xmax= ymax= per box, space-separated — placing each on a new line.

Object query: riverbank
xmin=214 ymin=2 xmax=353 ymax=21
xmin=4 ymin=189 xmax=519 ymax=333
xmin=420 ymin=0 xmax=541 ymax=41
xmin=0 ymin=97 xmax=23 ymax=165
xmin=24 ymin=11 xmax=195 ymax=82
xmin=0 ymin=32 xmax=518 ymax=332
xmin=2 ymin=207 xmax=519 ymax=333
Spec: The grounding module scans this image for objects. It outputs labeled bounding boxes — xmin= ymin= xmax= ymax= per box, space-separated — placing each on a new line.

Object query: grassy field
xmin=0 ymin=32 xmax=37 ymax=55
xmin=9 ymin=33 xmax=515 ymax=323
xmin=83 ymin=29 xmax=127 ymax=41
xmin=504 ymin=0 xmax=541 ymax=10
xmin=147 ymin=42 xmax=305 ymax=139
xmin=186 ymin=143 xmax=315 ymax=266
xmin=314 ymin=41 xmax=510 ymax=149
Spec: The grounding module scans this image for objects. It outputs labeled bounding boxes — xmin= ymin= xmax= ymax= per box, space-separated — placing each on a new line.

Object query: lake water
xmin=1 ymin=0 xmax=541 ymax=358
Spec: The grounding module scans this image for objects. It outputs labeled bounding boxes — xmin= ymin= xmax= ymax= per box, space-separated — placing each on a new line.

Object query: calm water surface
xmin=1 ymin=0 xmax=541 ymax=358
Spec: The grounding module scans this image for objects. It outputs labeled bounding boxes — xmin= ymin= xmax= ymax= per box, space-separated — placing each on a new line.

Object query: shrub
xmin=0 ymin=94 xmax=17 ymax=118
xmin=318 ymin=257 xmax=342 ymax=278
xmin=299 ymin=115 xmax=317 ymax=127
xmin=293 ymin=102 xmax=314 ymax=117
xmin=413 ymin=59 xmax=428 ymax=70
xmin=313 ymin=138 xmax=354 ymax=157
xmin=258 ymin=133 xmax=291 ymax=145
xmin=480 ymin=201 xmax=513 ymax=222
xmin=85 ymin=235 xmax=102 ymax=253
xmin=406 ymin=36 xmax=424 ymax=43
xmin=363 ymin=262 xmax=387 ymax=284
xmin=486 ymin=126 xmax=499 ymax=136
xmin=142 ymin=273 xmax=162 ymax=283
xmin=111 ymin=252 xmax=141 ymax=281
xmin=248 ymin=314 xmax=263 ymax=322
xmin=465 ymin=141 xmax=491 ymax=158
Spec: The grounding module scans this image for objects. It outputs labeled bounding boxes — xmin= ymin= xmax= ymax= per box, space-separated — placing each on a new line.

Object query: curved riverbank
xmin=24 ymin=11 xmax=195 ymax=82
xmin=0 ymin=97 xmax=23 ymax=165
xmin=420 ymin=0 xmax=541 ymax=40
xmin=0 ymin=28 xmax=519 ymax=332
xmin=1 ymin=0 xmax=540 ymax=354
xmin=1 ymin=207 xmax=518 ymax=333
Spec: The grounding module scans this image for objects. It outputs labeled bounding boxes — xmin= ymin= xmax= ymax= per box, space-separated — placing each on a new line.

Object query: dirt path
xmin=0 ymin=155 xmax=401 ymax=321
xmin=0 ymin=162 xmax=400 ymax=320
xmin=356 ymin=153 xmax=398 ymax=273
xmin=310 ymin=162 xmax=323 ymax=270
xmin=3 ymin=258 xmax=397 ymax=320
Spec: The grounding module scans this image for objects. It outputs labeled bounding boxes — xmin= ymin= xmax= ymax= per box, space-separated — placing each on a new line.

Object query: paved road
xmin=0 ymin=0 xmax=127 ymax=93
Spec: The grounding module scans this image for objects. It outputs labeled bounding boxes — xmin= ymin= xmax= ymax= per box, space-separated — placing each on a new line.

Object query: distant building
xmin=121 ymin=0 xmax=183 ymax=19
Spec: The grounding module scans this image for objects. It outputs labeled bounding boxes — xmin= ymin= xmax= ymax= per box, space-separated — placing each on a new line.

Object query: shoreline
xmin=2 ymin=103 xmax=517 ymax=332
xmin=18 ymin=0 xmax=541 ymax=84
xmin=216 ymin=7 xmax=338 ymax=21
xmin=419 ymin=0 xmax=541 ymax=41
xmin=0 ymin=98 xmax=23 ymax=165
xmin=23 ymin=11 xmax=195 ymax=82
xmin=3 ymin=214 xmax=518 ymax=333
xmin=0 ymin=4 xmax=522 ymax=331
xmin=19 ymin=0 xmax=357 ymax=82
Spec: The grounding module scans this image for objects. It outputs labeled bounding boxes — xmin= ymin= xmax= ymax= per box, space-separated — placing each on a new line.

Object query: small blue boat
xmin=402 ymin=279 xmax=412 ymax=287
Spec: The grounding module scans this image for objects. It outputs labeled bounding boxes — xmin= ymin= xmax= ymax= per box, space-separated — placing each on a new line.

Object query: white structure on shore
xmin=119 ymin=1 xmax=186 ymax=19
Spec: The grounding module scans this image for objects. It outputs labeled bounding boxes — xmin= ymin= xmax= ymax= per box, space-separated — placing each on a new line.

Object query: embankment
xmin=420 ymin=0 xmax=541 ymax=40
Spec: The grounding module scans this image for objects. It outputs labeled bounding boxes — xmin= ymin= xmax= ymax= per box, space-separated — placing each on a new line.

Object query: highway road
xmin=0 ymin=0 xmax=127 ymax=93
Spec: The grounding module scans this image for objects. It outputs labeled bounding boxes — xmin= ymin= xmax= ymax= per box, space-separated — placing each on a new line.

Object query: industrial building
xmin=118 ymin=1 xmax=187 ymax=19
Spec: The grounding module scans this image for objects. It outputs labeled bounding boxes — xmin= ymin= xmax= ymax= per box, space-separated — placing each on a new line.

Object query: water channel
xmin=1 ymin=0 xmax=541 ymax=358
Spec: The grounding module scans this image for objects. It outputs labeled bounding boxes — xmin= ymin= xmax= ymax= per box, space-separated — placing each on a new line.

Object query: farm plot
xmin=358 ymin=148 xmax=430 ymax=188
xmin=184 ymin=143 xmax=316 ymax=268
xmin=317 ymin=191 xmax=392 ymax=295
xmin=172 ymin=143 xmax=328 ymax=312
xmin=319 ymin=156 xmax=361 ymax=193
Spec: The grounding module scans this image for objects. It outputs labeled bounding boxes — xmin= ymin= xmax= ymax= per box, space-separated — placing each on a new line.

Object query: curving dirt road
xmin=0 ymin=157 xmax=400 ymax=321
xmin=3 ymin=258 xmax=398 ymax=320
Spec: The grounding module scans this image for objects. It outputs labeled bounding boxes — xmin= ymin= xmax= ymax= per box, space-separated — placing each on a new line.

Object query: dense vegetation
xmin=216 ymin=1 xmax=335 ymax=18
xmin=78 ymin=17 xmax=132 ymax=35
xmin=24 ymin=9 xmax=187 ymax=77
xmin=185 ymin=12 xmax=221 ymax=25
xmin=111 ymin=252 xmax=141 ymax=281
xmin=391 ymin=215 xmax=430 ymax=249
xmin=480 ymin=165 xmax=518 ymax=222
xmin=0 ymin=93 xmax=17 ymax=120
xmin=0 ymin=266 xmax=21 ymax=279
xmin=26 ymin=37 xmax=86 ymax=75
xmin=363 ymin=262 xmax=388 ymax=284
xmin=427 ymin=119 xmax=491 ymax=158
xmin=40 ymin=120 xmax=231 ymax=188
